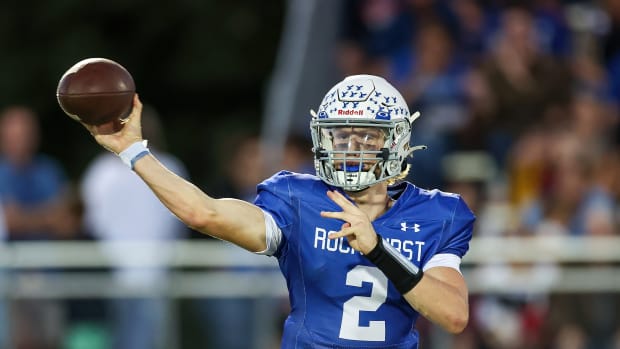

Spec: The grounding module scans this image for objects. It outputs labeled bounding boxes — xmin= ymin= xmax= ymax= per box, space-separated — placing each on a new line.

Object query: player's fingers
xmin=123 ymin=94 xmax=143 ymax=126
xmin=320 ymin=210 xmax=348 ymax=221
xmin=133 ymin=94 xmax=143 ymax=117
xmin=328 ymin=225 xmax=355 ymax=240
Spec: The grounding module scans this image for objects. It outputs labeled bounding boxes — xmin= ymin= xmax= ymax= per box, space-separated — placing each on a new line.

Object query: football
xmin=56 ymin=58 xmax=135 ymax=130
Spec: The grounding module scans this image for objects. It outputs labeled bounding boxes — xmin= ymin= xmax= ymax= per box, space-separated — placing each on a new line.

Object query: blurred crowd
xmin=0 ymin=100 xmax=311 ymax=349
xmin=336 ymin=0 xmax=620 ymax=348
xmin=0 ymin=0 xmax=619 ymax=349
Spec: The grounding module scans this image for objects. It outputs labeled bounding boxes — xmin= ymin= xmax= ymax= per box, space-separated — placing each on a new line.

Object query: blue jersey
xmin=255 ymin=171 xmax=475 ymax=349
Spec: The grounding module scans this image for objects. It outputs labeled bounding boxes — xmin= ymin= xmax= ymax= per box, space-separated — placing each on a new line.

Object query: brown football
xmin=56 ymin=58 xmax=135 ymax=129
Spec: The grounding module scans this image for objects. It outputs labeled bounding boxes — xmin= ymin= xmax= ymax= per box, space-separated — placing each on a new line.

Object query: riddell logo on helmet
xmin=337 ymin=110 xmax=364 ymax=116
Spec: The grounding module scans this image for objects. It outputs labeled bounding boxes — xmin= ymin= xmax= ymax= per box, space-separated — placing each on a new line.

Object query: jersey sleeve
xmin=437 ymin=196 xmax=475 ymax=258
xmin=254 ymin=171 xmax=297 ymax=242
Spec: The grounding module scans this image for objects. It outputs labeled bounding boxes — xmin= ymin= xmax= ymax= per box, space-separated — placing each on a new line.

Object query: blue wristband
xmin=118 ymin=140 xmax=150 ymax=170
xmin=130 ymin=150 xmax=150 ymax=169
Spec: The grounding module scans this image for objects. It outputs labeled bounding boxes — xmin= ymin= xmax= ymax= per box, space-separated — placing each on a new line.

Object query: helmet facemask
xmin=311 ymin=118 xmax=417 ymax=191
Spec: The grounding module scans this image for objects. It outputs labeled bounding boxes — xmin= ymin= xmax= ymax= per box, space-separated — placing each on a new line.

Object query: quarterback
xmin=83 ymin=74 xmax=475 ymax=348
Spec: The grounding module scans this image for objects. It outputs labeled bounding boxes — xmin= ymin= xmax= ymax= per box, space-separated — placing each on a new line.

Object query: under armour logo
xmin=400 ymin=222 xmax=420 ymax=232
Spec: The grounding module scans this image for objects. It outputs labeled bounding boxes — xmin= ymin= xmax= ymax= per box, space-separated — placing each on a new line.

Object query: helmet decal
xmin=310 ymin=75 xmax=425 ymax=191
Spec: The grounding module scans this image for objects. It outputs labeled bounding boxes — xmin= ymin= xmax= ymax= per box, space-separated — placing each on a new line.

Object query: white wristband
xmin=118 ymin=140 xmax=150 ymax=170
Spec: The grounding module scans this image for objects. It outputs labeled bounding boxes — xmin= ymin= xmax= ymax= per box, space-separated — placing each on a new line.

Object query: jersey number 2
xmin=339 ymin=265 xmax=389 ymax=341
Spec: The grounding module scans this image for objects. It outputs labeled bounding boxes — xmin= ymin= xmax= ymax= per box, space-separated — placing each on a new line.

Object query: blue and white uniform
xmin=255 ymin=171 xmax=475 ymax=349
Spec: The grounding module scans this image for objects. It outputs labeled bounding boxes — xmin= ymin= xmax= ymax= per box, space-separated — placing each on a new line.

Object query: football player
xmin=83 ymin=74 xmax=475 ymax=348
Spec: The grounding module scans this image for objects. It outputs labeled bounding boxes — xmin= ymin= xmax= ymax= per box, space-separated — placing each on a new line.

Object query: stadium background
xmin=0 ymin=0 xmax=619 ymax=349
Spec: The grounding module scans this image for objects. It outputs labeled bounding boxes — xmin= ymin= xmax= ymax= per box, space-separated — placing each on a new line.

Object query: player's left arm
xmin=403 ymin=266 xmax=468 ymax=334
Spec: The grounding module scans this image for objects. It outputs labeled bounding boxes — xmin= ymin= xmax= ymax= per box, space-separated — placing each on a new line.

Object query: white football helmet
xmin=310 ymin=74 xmax=425 ymax=191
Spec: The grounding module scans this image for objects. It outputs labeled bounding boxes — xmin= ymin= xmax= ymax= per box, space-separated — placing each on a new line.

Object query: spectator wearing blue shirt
xmin=0 ymin=106 xmax=77 ymax=241
xmin=0 ymin=106 xmax=79 ymax=349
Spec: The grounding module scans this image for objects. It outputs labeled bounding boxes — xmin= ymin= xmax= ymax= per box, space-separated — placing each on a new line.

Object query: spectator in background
xmin=392 ymin=20 xmax=471 ymax=189
xmin=530 ymin=0 xmax=573 ymax=58
xmin=337 ymin=0 xmax=413 ymax=77
xmin=208 ymin=132 xmax=266 ymax=202
xmin=518 ymin=121 xmax=615 ymax=237
xmin=571 ymin=52 xmax=616 ymax=119
xmin=480 ymin=5 xmax=571 ymax=168
xmin=511 ymin=121 xmax=617 ymax=347
xmin=280 ymin=134 xmax=314 ymax=175
xmin=80 ymin=105 xmax=188 ymax=349
xmin=193 ymin=132 xmax=276 ymax=349
xmin=0 ymin=106 xmax=78 ymax=240
xmin=0 ymin=106 xmax=80 ymax=349
xmin=449 ymin=0 xmax=498 ymax=65
xmin=540 ymin=135 xmax=620 ymax=348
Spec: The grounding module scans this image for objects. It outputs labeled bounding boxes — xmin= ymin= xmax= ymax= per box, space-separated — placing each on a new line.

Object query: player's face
xmin=324 ymin=127 xmax=386 ymax=170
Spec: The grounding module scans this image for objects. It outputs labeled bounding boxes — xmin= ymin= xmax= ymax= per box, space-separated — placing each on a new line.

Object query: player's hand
xmin=81 ymin=94 xmax=144 ymax=154
xmin=320 ymin=190 xmax=379 ymax=255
